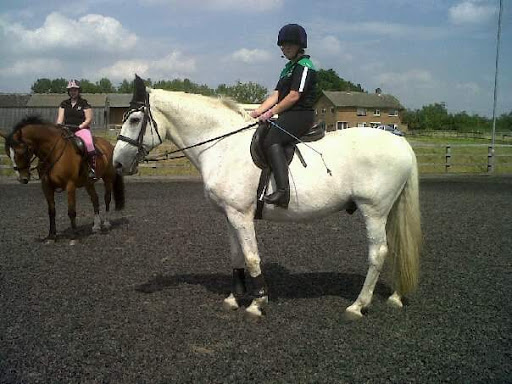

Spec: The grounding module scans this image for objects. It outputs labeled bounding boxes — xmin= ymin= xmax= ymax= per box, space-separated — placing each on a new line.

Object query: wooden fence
xmin=2 ymin=144 xmax=512 ymax=175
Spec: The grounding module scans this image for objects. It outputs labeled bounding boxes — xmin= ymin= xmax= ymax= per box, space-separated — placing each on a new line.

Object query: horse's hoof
xmin=387 ymin=294 xmax=404 ymax=308
xmin=69 ymin=239 xmax=79 ymax=246
xmin=223 ymin=294 xmax=240 ymax=311
xmin=244 ymin=296 xmax=268 ymax=321
xmin=92 ymin=226 xmax=101 ymax=233
xmin=343 ymin=307 xmax=364 ymax=321
xmin=245 ymin=306 xmax=264 ymax=322
xmin=44 ymin=238 xmax=56 ymax=245
xmin=103 ymin=222 xmax=112 ymax=231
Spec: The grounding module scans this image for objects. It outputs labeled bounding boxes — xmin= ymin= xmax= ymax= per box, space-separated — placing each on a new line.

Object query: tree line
xmin=30 ymin=71 xmax=511 ymax=131
xmin=30 ymin=68 xmax=364 ymax=104
xmin=402 ymin=102 xmax=512 ymax=132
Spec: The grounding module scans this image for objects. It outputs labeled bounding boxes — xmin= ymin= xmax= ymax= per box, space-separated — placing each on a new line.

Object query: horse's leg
xmin=225 ymin=209 xmax=268 ymax=319
xmin=102 ymin=177 xmax=113 ymax=230
xmin=223 ymin=220 xmax=247 ymax=311
xmin=66 ymin=186 xmax=79 ymax=243
xmin=42 ymin=181 xmax=57 ymax=243
xmin=85 ymin=183 xmax=101 ymax=232
xmin=345 ymin=215 xmax=388 ymax=320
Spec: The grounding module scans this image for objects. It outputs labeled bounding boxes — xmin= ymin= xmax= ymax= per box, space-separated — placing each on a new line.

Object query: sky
xmin=0 ymin=0 xmax=510 ymax=117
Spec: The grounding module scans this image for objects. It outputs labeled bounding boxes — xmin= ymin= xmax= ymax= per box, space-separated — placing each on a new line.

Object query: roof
xmin=26 ymin=93 xmax=108 ymax=107
xmin=106 ymin=93 xmax=133 ymax=107
xmin=321 ymin=90 xmax=404 ymax=110
xmin=0 ymin=93 xmax=31 ymax=107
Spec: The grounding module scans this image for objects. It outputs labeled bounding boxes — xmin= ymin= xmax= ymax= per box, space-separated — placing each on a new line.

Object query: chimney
xmin=375 ymin=88 xmax=382 ymax=95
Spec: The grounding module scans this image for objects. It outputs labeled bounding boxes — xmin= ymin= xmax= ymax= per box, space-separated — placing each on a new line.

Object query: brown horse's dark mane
xmin=6 ymin=115 xmax=53 ymax=152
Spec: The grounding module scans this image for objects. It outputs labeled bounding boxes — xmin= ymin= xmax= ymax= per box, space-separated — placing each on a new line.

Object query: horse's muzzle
xmin=114 ymin=161 xmax=137 ymax=176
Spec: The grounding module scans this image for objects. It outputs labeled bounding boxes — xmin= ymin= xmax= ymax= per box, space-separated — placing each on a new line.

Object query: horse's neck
xmin=27 ymin=126 xmax=62 ymax=159
xmin=153 ymin=92 xmax=249 ymax=171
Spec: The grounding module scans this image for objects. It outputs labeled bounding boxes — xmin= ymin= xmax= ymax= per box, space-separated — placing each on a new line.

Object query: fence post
xmin=445 ymin=145 xmax=451 ymax=172
xmin=487 ymin=146 xmax=494 ymax=173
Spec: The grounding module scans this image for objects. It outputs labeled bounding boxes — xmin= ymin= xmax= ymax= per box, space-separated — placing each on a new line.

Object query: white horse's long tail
xmin=386 ymin=150 xmax=422 ymax=295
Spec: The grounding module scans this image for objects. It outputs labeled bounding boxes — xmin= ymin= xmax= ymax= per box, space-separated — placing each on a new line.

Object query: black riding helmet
xmin=277 ymin=24 xmax=307 ymax=48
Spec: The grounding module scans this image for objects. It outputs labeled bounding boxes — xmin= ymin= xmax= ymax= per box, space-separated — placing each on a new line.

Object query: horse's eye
xmin=130 ymin=117 xmax=141 ymax=124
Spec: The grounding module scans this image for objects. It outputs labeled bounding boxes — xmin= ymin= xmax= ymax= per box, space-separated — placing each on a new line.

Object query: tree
xmin=497 ymin=111 xmax=512 ymax=131
xmin=31 ymin=78 xmax=53 ymax=93
xmin=215 ymin=81 xmax=268 ymax=103
xmin=97 ymin=78 xmax=115 ymax=93
xmin=117 ymin=79 xmax=134 ymax=93
xmin=50 ymin=78 xmax=68 ymax=93
xmin=79 ymin=79 xmax=99 ymax=93
xmin=316 ymin=69 xmax=365 ymax=100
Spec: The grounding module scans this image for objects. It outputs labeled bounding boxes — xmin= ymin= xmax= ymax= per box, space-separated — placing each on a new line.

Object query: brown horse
xmin=1 ymin=116 xmax=125 ymax=244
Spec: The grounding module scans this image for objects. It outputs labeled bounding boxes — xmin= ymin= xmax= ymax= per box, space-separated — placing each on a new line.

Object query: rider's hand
xmin=258 ymin=108 xmax=275 ymax=122
xmin=249 ymin=110 xmax=260 ymax=119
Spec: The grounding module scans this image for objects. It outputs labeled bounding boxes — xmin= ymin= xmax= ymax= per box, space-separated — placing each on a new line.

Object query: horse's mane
xmin=219 ymin=97 xmax=252 ymax=120
xmin=150 ymin=89 xmax=252 ymax=121
xmin=12 ymin=115 xmax=49 ymax=133
xmin=6 ymin=115 xmax=52 ymax=150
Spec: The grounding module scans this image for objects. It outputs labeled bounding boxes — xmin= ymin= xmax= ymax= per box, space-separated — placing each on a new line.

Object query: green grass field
xmin=1 ymin=129 xmax=511 ymax=177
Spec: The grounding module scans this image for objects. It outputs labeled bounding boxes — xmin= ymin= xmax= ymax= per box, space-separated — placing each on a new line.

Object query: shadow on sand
xmin=135 ymin=262 xmax=393 ymax=302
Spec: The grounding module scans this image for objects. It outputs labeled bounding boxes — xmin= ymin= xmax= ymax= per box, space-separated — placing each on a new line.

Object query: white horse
xmin=113 ymin=75 xmax=422 ymax=320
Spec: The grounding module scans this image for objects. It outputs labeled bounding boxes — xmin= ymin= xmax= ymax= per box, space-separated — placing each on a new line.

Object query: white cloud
xmin=375 ymin=69 xmax=436 ymax=90
xmin=140 ymin=0 xmax=283 ymax=12
xmin=1 ymin=12 xmax=137 ymax=54
xmin=3 ymin=58 xmax=64 ymax=76
xmin=312 ymin=21 xmax=448 ymax=41
xmin=455 ymin=82 xmax=481 ymax=95
xmin=449 ymin=1 xmax=497 ymax=25
xmin=97 ymin=51 xmax=196 ymax=80
xmin=315 ymin=35 xmax=353 ymax=59
xmin=230 ymin=48 xmax=271 ymax=63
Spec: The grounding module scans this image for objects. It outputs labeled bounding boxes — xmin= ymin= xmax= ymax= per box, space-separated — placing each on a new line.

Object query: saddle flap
xmin=250 ymin=121 xmax=324 ymax=170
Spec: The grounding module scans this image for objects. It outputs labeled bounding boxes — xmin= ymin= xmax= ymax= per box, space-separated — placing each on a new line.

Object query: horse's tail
xmin=113 ymin=171 xmax=125 ymax=211
xmin=386 ymin=148 xmax=422 ymax=295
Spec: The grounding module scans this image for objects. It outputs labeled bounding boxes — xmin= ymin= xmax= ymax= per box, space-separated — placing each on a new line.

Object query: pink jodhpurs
xmin=75 ymin=128 xmax=95 ymax=153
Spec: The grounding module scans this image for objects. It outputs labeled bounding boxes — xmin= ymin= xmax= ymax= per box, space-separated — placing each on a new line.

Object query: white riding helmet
xmin=66 ymin=79 xmax=81 ymax=89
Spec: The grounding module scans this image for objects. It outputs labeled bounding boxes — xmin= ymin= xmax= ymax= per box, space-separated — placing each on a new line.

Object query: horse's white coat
xmin=113 ymin=88 xmax=422 ymax=319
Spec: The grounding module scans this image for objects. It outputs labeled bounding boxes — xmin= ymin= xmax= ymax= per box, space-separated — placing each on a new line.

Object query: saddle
xmin=250 ymin=121 xmax=326 ymax=219
xmin=61 ymin=126 xmax=100 ymax=157
xmin=250 ymin=121 xmax=325 ymax=170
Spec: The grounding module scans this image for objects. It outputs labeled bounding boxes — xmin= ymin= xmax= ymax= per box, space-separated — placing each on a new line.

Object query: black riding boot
xmin=87 ymin=152 xmax=98 ymax=180
xmin=264 ymin=144 xmax=290 ymax=208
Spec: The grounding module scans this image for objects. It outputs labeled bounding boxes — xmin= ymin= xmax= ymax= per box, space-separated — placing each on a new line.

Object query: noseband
xmin=117 ymin=94 xmax=163 ymax=162
xmin=6 ymin=132 xmax=35 ymax=172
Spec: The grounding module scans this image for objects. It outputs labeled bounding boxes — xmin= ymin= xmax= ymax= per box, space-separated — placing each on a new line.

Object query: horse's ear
xmin=132 ymin=74 xmax=147 ymax=104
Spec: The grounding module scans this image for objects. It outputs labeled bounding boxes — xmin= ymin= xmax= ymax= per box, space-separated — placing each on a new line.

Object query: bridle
xmin=6 ymin=131 xmax=36 ymax=173
xmin=7 ymin=127 xmax=68 ymax=176
xmin=117 ymin=94 xmax=163 ymax=163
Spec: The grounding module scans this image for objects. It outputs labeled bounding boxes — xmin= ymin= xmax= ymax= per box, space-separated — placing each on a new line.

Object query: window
xmin=374 ymin=109 xmax=380 ymax=116
xmin=357 ymin=122 xmax=367 ymax=128
xmin=370 ymin=122 xmax=381 ymax=128
xmin=330 ymin=107 xmax=335 ymax=114
xmin=337 ymin=121 xmax=348 ymax=130
xmin=357 ymin=108 xmax=367 ymax=116
xmin=322 ymin=108 xmax=326 ymax=114
xmin=388 ymin=109 xmax=398 ymax=116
